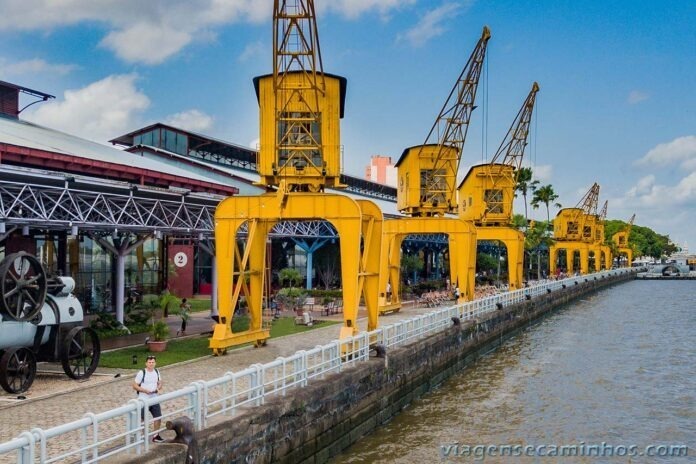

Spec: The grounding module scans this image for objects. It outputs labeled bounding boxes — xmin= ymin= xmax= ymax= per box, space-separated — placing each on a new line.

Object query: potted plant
xmin=148 ymin=320 xmax=170 ymax=352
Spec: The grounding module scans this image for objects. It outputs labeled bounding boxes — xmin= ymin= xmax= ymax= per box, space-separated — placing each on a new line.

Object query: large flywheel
xmin=0 ymin=347 xmax=37 ymax=394
xmin=61 ymin=326 xmax=100 ymax=380
xmin=0 ymin=252 xmax=47 ymax=321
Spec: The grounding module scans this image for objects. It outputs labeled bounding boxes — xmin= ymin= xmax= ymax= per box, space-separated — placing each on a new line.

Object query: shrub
xmin=125 ymin=303 xmax=153 ymax=325
xmin=150 ymin=320 xmax=170 ymax=341
xmin=306 ymin=289 xmax=342 ymax=299
xmin=275 ymin=287 xmax=307 ymax=312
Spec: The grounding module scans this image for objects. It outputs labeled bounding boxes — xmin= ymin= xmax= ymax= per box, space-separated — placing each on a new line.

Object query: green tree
xmin=511 ymin=213 xmax=529 ymax=230
xmin=604 ymin=219 xmax=678 ymax=260
xmin=401 ymin=254 xmax=424 ymax=284
xmin=524 ymin=220 xmax=555 ymax=279
xmin=514 ymin=167 xmax=539 ymax=221
xmin=531 ymin=184 xmax=562 ymax=222
xmin=279 ymin=267 xmax=303 ymax=288
xmin=476 ymin=252 xmax=499 ymax=275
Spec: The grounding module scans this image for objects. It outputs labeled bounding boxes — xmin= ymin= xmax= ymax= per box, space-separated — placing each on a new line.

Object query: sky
xmin=0 ymin=0 xmax=694 ymax=250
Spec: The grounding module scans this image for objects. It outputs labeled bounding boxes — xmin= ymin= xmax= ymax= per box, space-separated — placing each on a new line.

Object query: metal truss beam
xmin=0 ymin=169 xmax=441 ymax=244
xmin=0 ymin=179 xmax=215 ymax=235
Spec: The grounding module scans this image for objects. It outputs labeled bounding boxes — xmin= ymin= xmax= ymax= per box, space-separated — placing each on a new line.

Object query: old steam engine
xmin=0 ymin=252 xmax=100 ymax=394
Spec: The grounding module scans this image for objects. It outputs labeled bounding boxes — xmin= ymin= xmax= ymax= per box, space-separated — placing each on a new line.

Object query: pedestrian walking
xmin=133 ymin=355 xmax=165 ymax=443
xmin=178 ymin=298 xmax=191 ymax=336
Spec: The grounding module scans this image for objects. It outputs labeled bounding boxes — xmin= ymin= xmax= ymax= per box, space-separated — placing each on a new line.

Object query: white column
xmin=115 ymin=252 xmax=126 ymax=323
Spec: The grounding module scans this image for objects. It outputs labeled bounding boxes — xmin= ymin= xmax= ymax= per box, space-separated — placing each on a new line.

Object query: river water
xmin=333 ymin=280 xmax=695 ymax=463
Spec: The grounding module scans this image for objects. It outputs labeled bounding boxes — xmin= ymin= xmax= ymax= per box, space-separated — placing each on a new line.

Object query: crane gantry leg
xmin=354 ymin=200 xmax=383 ymax=333
xmin=377 ymin=218 xmax=476 ymax=314
xmin=211 ymin=193 xmax=381 ymax=354
xmin=475 ymin=227 xmax=524 ymax=290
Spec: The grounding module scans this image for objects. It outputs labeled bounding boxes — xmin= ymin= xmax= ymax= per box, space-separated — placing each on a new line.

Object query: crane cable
xmin=480 ymin=50 xmax=490 ymax=163
xmin=532 ymin=90 xmax=539 ymax=169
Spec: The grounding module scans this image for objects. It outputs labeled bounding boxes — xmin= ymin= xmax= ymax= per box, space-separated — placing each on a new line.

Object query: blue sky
xmin=1 ymin=0 xmax=694 ymax=251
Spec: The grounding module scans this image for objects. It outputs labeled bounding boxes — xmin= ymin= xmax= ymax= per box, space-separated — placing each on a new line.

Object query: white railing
xmin=0 ymin=269 xmax=632 ymax=463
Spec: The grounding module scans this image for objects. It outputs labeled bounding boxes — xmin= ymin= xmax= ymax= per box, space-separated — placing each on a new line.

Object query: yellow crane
xmin=612 ymin=214 xmax=635 ymax=267
xmin=211 ymin=0 xmax=382 ymax=353
xmin=396 ymin=27 xmax=490 ymax=217
xmin=457 ymin=82 xmax=540 ymax=290
xmin=550 ymin=182 xmax=600 ymax=275
xmin=591 ymin=200 xmax=612 ymax=271
xmin=379 ymin=27 xmax=490 ymax=313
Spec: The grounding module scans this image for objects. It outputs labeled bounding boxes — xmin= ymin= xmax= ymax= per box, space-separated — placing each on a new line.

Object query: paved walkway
xmin=0 ymin=305 xmax=434 ymax=448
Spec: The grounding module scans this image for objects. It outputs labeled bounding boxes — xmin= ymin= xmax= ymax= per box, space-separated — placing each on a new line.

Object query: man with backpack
xmin=133 ymin=355 xmax=165 ymax=443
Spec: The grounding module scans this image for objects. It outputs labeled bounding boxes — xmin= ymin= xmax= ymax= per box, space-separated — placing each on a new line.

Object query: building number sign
xmin=173 ymin=252 xmax=188 ymax=268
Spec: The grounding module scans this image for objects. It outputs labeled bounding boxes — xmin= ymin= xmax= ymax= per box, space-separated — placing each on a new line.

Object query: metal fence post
xmin=126 ymin=399 xmax=141 ymax=454
xmin=18 ymin=431 xmax=34 ymax=464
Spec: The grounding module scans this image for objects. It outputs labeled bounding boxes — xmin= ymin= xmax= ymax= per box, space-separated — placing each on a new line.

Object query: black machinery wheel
xmin=0 ymin=252 xmax=47 ymax=321
xmin=0 ymin=347 xmax=37 ymax=394
xmin=61 ymin=326 xmax=101 ymax=380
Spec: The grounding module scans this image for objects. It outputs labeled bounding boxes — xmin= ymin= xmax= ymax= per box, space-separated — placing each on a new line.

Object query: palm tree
xmin=524 ymin=220 xmax=556 ymax=279
xmin=531 ymin=184 xmax=562 ymax=222
xmin=515 ymin=167 xmax=538 ymax=221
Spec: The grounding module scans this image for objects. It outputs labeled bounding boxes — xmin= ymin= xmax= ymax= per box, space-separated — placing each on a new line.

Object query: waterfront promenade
xmin=0 ymin=306 xmax=434 ymax=446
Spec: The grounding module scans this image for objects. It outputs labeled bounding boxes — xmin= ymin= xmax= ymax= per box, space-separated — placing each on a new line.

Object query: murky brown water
xmin=333 ymin=280 xmax=695 ymax=463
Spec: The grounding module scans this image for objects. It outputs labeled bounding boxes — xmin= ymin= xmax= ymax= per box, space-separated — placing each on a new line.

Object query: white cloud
xmin=0 ymin=1 xmax=270 ymax=65
xmin=0 ymin=58 xmax=77 ymax=78
xmin=611 ymin=171 xmax=696 ymax=246
xmin=238 ymin=40 xmax=265 ymax=62
xmin=0 ymin=1 xmax=411 ymax=65
xmin=397 ymin=2 xmax=464 ymax=47
xmin=248 ymin=138 xmax=260 ymax=150
xmin=627 ymin=90 xmax=649 ymax=104
xmin=625 ymin=175 xmax=655 ymax=198
xmin=100 ymin=23 xmax=194 ymax=65
xmin=164 ymin=109 xmax=214 ymax=132
xmin=321 ymin=0 xmax=416 ymax=20
xmin=530 ymin=164 xmax=552 ymax=183
xmin=24 ymin=74 xmax=150 ymax=143
xmin=636 ymin=135 xmax=696 ymax=170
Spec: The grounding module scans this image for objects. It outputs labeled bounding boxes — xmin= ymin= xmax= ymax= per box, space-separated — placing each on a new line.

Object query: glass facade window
xmin=72 ymin=236 xmax=113 ymax=313
xmin=63 ymin=236 xmax=163 ymax=314
xmin=194 ymin=245 xmax=213 ymax=295
xmin=36 ymin=234 xmax=60 ymax=275
xmin=134 ymin=128 xmax=188 ymax=156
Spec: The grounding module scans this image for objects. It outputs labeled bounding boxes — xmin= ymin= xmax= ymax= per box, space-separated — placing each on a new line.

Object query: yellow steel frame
xmin=550 ymin=243 xmax=590 ymax=275
xmin=377 ymin=217 xmax=476 ymax=313
xmin=613 ymin=231 xmax=633 ymax=267
xmin=551 ymin=239 xmax=612 ymax=275
xmin=618 ymin=247 xmax=633 ymax=267
xmin=211 ymin=193 xmax=381 ymax=354
xmin=476 ymin=227 xmax=524 ymax=290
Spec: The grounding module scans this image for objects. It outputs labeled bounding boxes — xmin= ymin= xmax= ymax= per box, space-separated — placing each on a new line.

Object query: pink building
xmin=365 ymin=155 xmax=397 ymax=187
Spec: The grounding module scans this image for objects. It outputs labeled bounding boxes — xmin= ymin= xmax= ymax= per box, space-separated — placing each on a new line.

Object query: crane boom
xmin=575 ymin=182 xmax=600 ymax=216
xmin=625 ymin=213 xmax=635 ymax=237
xmin=598 ymin=200 xmax=608 ymax=220
xmin=477 ymin=82 xmax=540 ymax=222
xmin=417 ymin=26 xmax=491 ymax=213
xmin=272 ymin=0 xmax=328 ymax=191
xmin=490 ymin=82 xmax=540 ymax=171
